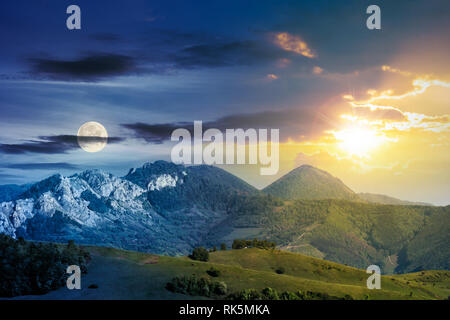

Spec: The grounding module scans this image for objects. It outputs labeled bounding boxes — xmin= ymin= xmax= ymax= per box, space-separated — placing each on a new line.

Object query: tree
xmin=220 ymin=243 xmax=227 ymax=251
xmin=190 ymin=247 xmax=209 ymax=262
xmin=67 ymin=239 xmax=75 ymax=249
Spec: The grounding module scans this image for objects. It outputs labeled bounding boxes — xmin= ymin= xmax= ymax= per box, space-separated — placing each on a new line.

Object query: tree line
xmin=0 ymin=235 xmax=90 ymax=297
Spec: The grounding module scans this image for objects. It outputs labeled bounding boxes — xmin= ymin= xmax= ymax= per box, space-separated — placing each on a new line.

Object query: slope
xmin=7 ymin=246 xmax=449 ymax=300
xmin=358 ymin=193 xmax=432 ymax=206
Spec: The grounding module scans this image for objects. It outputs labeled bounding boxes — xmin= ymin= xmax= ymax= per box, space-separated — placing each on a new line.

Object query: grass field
xmin=10 ymin=245 xmax=447 ymax=300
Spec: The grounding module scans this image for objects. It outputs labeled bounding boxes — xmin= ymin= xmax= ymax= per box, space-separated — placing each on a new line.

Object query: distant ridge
xmin=358 ymin=193 xmax=433 ymax=206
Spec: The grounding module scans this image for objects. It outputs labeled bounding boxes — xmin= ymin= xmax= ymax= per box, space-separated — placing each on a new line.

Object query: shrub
xmin=227 ymin=289 xmax=262 ymax=300
xmin=190 ymin=247 xmax=209 ymax=262
xmin=220 ymin=243 xmax=227 ymax=250
xmin=275 ymin=267 xmax=285 ymax=274
xmin=226 ymin=288 xmax=344 ymax=300
xmin=165 ymin=275 xmax=227 ymax=297
xmin=279 ymin=291 xmax=301 ymax=300
xmin=232 ymin=238 xmax=276 ymax=250
xmin=261 ymin=287 xmax=279 ymax=300
xmin=206 ymin=267 xmax=221 ymax=277
xmin=211 ymin=281 xmax=227 ymax=295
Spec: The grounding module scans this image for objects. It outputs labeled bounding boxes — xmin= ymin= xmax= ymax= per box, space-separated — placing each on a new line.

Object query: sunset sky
xmin=0 ymin=0 xmax=449 ymax=205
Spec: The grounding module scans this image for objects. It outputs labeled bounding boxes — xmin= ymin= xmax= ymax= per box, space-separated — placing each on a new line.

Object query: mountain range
xmin=0 ymin=161 xmax=255 ymax=255
xmin=0 ymin=161 xmax=448 ymax=273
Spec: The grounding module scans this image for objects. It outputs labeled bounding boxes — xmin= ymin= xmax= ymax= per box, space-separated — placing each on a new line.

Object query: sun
xmin=333 ymin=126 xmax=384 ymax=157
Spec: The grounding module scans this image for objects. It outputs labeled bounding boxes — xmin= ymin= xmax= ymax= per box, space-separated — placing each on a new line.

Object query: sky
xmin=0 ymin=0 xmax=449 ymax=205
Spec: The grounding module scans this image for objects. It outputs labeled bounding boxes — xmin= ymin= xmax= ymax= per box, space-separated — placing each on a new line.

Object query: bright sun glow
xmin=333 ymin=127 xmax=384 ymax=157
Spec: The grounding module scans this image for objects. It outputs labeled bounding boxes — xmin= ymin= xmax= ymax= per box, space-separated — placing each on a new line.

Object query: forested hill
xmin=213 ymin=195 xmax=449 ymax=274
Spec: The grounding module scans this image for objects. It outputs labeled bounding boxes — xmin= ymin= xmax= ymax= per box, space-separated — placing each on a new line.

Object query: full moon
xmin=77 ymin=121 xmax=108 ymax=152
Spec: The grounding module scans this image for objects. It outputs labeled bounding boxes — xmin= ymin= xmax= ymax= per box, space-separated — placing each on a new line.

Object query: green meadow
xmin=68 ymin=246 xmax=448 ymax=300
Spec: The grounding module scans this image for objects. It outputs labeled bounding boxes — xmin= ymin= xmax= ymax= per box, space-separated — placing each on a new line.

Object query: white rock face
xmin=0 ymin=199 xmax=34 ymax=236
xmin=0 ymin=170 xmax=151 ymax=238
xmin=147 ymin=174 xmax=181 ymax=191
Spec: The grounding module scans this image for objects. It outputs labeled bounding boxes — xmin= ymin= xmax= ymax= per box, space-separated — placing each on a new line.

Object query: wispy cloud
xmin=312 ymin=66 xmax=323 ymax=74
xmin=271 ymin=32 xmax=316 ymax=58
xmin=342 ymin=67 xmax=450 ymax=132
xmin=0 ymin=135 xmax=124 ymax=154
xmin=0 ymin=162 xmax=79 ymax=170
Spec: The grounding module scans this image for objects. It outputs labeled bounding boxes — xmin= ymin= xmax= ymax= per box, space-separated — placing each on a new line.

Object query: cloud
xmin=351 ymin=106 xmax=406 ymax=121
xmin=312 ymin=66 xmax=323 ymax=74
xmin=25 ymin=38 xmax=291 ymax=81
xmin=28 ymin=54 xmax=136 ymax=81
xmin=172 ymin=40 xmax=285 ymax=68
xmin=0 ymin=135 xmax=124 ymax=154
xmin=122 ymin=107 xmax=333 ymax=144
xmin=420 ymin=115 xmax=449 ymax=123
xmin=121 ymin=122 xmax=193 ymax=144
xmin=381 ymin=65 xmax=413 ymax=77
xmin=0 ymin=162 xmax=79 ymax=170
xmin=271 ymin=32 xmax=316 ymax=58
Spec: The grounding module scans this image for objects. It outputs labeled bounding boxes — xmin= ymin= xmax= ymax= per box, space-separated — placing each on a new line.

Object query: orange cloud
xmin=272 ymin=32 xmax=316 ymax=58
xmin=381 ymin=65 xmax=413 ymax=77
xmin=312 ymin=66 xmax=323 ymax=74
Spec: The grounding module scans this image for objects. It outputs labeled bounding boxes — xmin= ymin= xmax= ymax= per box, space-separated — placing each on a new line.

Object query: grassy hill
xmin=7 ymin=246 xmax=448 ymax=300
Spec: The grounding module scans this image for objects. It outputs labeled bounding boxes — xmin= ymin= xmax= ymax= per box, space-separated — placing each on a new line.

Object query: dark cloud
xmin=25 ymin=34 xmax=298 ymax=81
xmin=122 ymin=107 xmax=332 ymax=143
xmin=121 ymin=122 xmax=192 ymax=144
xmin=0 ymin=135 xmax=124 ymax=154
xmin=172 ymin=40 xmax=287 ymax=68
xmin=28 ymin=54 xmax=136 ymax=80
xmin=1 ymin=162 xmax=79 ymax=170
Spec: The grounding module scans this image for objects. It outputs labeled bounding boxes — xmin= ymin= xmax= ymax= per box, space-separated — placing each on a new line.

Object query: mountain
xmin=124 ymin=160 xmax=257 ymax=213
xmin=263 ymin=165 xmax=358 ymax=201
xmin=0 ymin=161 xmax=256 ymax=255
xmin=358 ymin=193 xmax=432 ymax=206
